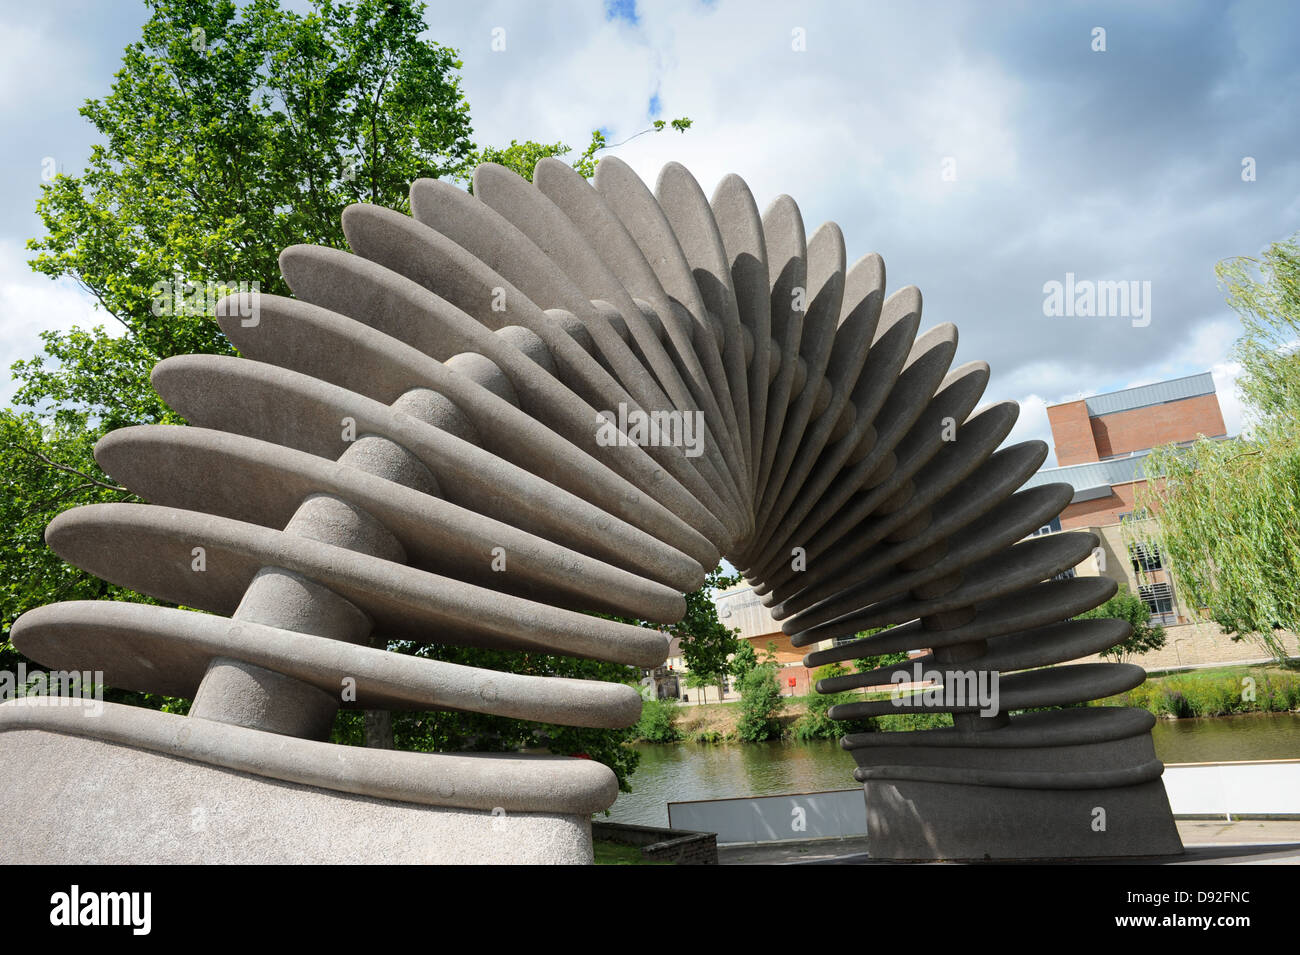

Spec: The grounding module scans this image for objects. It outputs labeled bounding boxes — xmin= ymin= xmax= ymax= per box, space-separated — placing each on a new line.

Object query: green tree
xmin=1142 ymin=234 xmax=1300 ymax=662
xmin=792 ymin=662 xmax=866 ymax=741
xmin=736 ymin=656 xmax=784 ymax=742
xmin=728 ymin=640 xmax=757 ymax=683
xmin=1073 ymin=587 xmax=1167 ymax=664
xmin=849 ymin=627 xmax=909 ymax=677
xmin=854 ymin=651 xmax=910 ymax=677
xmin=674 ymin=564 xmax=741 ymax=705
xmin=633 ymin=695 xmax=681 ymax=743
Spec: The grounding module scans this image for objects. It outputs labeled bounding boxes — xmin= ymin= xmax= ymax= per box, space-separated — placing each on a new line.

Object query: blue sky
xmin=3 ymin=0 xmax=1299 ymax=463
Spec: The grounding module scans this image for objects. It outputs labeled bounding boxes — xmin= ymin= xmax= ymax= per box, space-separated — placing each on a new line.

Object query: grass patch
xmin=593 ymin=840 xmax=671 ymax=865
xmin=1093 ymin=664 xmax=1300 ymax=718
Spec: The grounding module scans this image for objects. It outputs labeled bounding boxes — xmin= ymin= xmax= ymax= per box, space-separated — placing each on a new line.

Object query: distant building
xmin=1037 ymin=372 xmax=1227 ymax=531
xmin=1025 ymin=372 xmax=1297 ymax=668
xmin=1024 ymin=372 xmax=1228 ymax=627
xmin=640 ymin=593 xmax=812 ymax=704
xmin=643 ymin=635 xmax=683 ymax=700
xmin=714 ymin=586 xmax=814 ymax=699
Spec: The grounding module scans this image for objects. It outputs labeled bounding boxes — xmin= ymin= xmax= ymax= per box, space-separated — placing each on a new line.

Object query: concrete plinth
xmin=0 ymin=728 xmax=593 ymax=865
xmin=864 ymin=778 xmax=1184 ymax=860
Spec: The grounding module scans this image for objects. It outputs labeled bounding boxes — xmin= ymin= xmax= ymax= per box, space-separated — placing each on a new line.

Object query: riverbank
xmin=632 ymin=663 xmax=1300 ymax=745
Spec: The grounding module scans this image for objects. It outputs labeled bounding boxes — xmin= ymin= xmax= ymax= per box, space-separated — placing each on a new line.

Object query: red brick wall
xmin=1090 ymin=394 xmax=1226 ymax=459
xmin=1047 ymin=400 xmax=1098 ymax=465
xmin=1059 ymin=482 xmax=1144 ymax=530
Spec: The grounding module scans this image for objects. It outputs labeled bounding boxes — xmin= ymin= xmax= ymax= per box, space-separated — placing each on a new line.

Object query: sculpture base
xmin=0 ymin=728 xmax=593 ymax=864
xmin=864 ymin=779 xmax=1184 ymax=860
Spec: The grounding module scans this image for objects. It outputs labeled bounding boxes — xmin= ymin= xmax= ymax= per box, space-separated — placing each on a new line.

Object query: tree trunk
xmin=363 ymin=709 xmax=394 ymax=749
xmin=363 ymin=633 xmax=395 ymax=748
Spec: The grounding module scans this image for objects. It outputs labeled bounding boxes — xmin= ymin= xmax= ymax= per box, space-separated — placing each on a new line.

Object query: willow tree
xmin=1141 ymin=235 xmax=1300 ymax=662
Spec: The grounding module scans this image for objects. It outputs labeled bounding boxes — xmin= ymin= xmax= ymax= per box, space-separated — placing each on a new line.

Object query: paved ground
xmin=717 ymin=820 xmax=1300 ymax=864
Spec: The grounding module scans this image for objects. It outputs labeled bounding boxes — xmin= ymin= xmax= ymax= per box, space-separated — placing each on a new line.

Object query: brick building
xmin=1037 ymin=372 xmax=1227 ymax=530
xmin=1025 ymin=372 xmax=1298 ymax=668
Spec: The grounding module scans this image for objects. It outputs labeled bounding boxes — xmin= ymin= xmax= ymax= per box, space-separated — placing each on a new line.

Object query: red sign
xmin=788 ymin=677 xmax=797 ymax=687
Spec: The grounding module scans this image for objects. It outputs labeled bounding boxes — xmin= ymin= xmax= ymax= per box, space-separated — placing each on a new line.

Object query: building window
xmin=1118 ymin=507 xmax=1150 ymax=524
xmin=1139 ymin=582 xmax=1177 ymax=625
xmin=1128 ymin=540 xmax=1163 ymax=572
xmin=1051 ymin=567 xmax=1076 ymax=581
xmin=831 ymin=635 xmax=860 ymax=648
xmin=1030 ymin=517 xmax=1061 ymax=537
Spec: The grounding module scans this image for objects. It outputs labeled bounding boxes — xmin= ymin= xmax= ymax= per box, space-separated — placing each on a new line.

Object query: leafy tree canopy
xmin=673 ymin=564 xmax=741 ymax=704
xmin=1142 ymin=235 xmax=1300 ymax=661
xmin=1073 ymin=586 xmax=1167 ymax=664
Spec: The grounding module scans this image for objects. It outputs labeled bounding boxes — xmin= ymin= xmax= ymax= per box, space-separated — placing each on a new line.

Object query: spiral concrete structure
xmin=0 ymin=158 xmax=1182 ymax=862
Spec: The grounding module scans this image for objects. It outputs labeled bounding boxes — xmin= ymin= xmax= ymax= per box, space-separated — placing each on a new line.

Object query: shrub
xmin=633 ymin=696 xmax=681 ymax=743
xmin=736 ymin=664 xmax=785 ymax=742
xmin=874 ymin=712 xmax=953 ymax=732
xmin=853 ymin=650 xmax=910 ymax=676
xmin=687 ymin=728 xmax=727 ymax=744
xmin=793 ymin=663 xmax=863 ymax=741
xmin=1156 ymin=688 xmax=1193 ymax=719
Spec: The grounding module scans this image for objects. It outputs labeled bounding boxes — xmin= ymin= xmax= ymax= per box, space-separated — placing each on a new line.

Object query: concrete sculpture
xmin=0 ymin=158 xmax=1182 ymax=862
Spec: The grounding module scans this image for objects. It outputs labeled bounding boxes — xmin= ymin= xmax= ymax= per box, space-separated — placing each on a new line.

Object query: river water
xmin=605 ymin=712 xmax=1300 ymax=828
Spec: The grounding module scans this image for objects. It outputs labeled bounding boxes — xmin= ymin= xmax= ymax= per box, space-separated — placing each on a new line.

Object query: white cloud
xmin=1003 ymin=392 xmax=1056 ymax=465
xmin=1210 ymin=358 xmax=1246 ymax=437
xmin=0 ymin=240 xmax=106 ymax=406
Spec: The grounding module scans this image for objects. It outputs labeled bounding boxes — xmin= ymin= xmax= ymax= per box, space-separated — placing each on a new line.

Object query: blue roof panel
xmin=1022 ymin=454 xmax=1150 ymax=495
xmin=1084 ymin=372 xmax=1215 ymax=418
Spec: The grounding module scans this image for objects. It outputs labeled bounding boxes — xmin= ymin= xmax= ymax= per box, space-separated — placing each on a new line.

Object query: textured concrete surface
xmin=0 ymin=728 xmax=591 ymax=865
xmin=6 ymin=157 xmax=1181 ymax=862
xmin=0 ymin=700 xmax=619 ymax=814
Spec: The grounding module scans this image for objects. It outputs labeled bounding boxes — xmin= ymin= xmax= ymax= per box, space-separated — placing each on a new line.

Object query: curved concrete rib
xmin=830 ymin=663 xmax=1147 ymax=719
xmin=45 ymin=504 xmax=668 ymax=666
xmin=95 ymin=425 xmax=692 ymax=616
xmin=216 ymin=293 xmax=712 ymax=581
xmin=754 ymin=221 xmax=844 ymax=534
xmin=655 ymin=162 xmax=753 ymax=487
xmin=0 ymin=699 xmax=618 ymax=814
xmin=593 ymin=157 xmax=750 ymax=505
xmin=460 ymin=164 xmax=746 ymax=543
xmin=804 ymin=576 xmax=1120 ymax=667
xmin=4 ymin=158 xmax=1180 ymax=860
xmin=753 ymin=195 xmax=807 ymax=509
xmin=752 ymin=252 xmax=885 ymax=548
xmin=786 ymin=531 xmax=1101 ymax=644
xmin=824 ymin=618 xmax=1132 ymax=693
xmin=13 ymin=602 xmax=642 ymax=727
xmin=711 ymin=173 xmax=771 ymax=501
xmin=150 ymin=354 xmax=715 ymax=576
